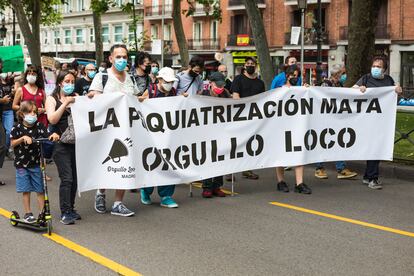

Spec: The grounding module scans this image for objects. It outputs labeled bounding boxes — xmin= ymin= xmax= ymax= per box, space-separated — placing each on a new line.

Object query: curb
xmin=347 ymin=161 xmax=414 ymax=182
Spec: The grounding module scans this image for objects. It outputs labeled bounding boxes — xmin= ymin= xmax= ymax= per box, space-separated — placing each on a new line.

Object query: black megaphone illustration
xmin=102 ymin=139 xmax=129 ymax=164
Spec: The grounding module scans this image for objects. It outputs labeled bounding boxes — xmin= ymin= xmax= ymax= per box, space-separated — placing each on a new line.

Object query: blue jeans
xmin=2 ymin=110 xmax=14 ymax=149
xmin=15 ymin=167 xmax=44 ymax=193
xmin=364 ymin=160 xmax=380 ymax=181
xmin=142 ymin=185 xmax=175 ymax=198
xmin=316 ymin=161 xmax=346 ymax=172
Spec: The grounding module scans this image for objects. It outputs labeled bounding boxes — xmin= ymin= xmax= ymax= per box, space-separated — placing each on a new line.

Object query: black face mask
xmin=189 ymin=70 xmax=199 ymax=78
xmin=289 ymin=77 xmax=298 ymax=86
xmin=144 ymin=65 xmax=151 ymax=74
xmin=245 ymin=66 xmax=255 ymax=75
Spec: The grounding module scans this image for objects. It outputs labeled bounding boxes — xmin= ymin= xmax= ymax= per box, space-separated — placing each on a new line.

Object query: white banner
xmin=72 ymin=87 xmax=397 ymax=192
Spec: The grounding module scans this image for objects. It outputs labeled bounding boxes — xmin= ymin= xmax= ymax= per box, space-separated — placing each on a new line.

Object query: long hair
xmin=51 ymin=70 xmax=76 ymax=99
xmin=23 ymin=65 xmax=45 ymax=89
xmin=16 ymin=101 xmax=38 ymax=123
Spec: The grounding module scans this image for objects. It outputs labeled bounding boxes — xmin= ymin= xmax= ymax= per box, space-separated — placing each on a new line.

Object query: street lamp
xmin=297 ymin=0 xmax=307 ymax=85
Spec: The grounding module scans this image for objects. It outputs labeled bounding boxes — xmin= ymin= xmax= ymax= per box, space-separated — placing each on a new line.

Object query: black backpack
xmin=101 ymin=69 xmax=137 ymax=89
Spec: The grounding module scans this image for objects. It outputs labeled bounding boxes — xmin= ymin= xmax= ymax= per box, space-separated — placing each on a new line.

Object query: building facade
xmin=0 ymin=0 xmax=413 ymax=92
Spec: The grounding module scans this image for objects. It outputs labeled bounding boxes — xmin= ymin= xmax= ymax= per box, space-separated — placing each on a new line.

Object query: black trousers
xmin=53 ymin=143 xmax=77 ymax=214
xmin=364 ymin=160 xmax=380 ymax=181
xmin=0 ymin=121 xmax=6 ymax=168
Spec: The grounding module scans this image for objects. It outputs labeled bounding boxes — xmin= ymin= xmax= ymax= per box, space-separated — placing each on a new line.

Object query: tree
xmin=345 ymin=0 xmax=381 ymax=87
xmin=1 ymin=0 xmax=63 ymax=67
xmin=243 ymin=0 xmax=274 ymax=90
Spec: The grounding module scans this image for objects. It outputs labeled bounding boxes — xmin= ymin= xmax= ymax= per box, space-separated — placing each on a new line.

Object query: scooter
xmin=10 ymin=138 xmax=53 ymax=235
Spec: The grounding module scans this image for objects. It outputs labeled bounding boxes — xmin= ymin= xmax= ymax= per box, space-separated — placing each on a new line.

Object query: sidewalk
xmin=347 ymin=160 xmax=414 ymax=182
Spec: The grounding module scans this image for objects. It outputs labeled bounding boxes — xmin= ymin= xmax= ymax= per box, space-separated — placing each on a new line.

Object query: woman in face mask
xmin=45 ymin=71 xmax=79 ymax=225
xmin=150 ymin=61 xmax=160 ymax=87
xmin=13 ymin=66 xmax=48 ymax=127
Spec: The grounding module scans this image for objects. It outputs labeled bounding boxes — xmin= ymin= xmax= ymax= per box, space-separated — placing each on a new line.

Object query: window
xmin=151 ymin=24 xmax=159 ymax=39
xmin=64 ymin=29 xmax=72 ymax=44
xmin=54 ymin=30 xmax=60 ymax=45
xmin=16 ymin=33 xmax=21 ymax=45
xmin=129 ymin=23 xmax=144 ymax=42
xmin=90 ymin=28 xmax=95 ymax=43
xmin=116 ymin=0 xmax=123 ymax=7
xmin=211 ymin=20 xmax=218 ymax=42
xmin=64 ymin=0 xmax=72 ymax=13
xmin=76 ymin=29 xmax=83 ymax=44
xmin=163 ymin=24 xmax=172 ymax=41
xmin=114 ymin=25 xmax=123 ymax=43
xmin=43 ymin=31 xmax=48 ymax=44
xmin=77 ymin=0 xmax=84 ymax=11
xmin=102 ymin=25 xmax=109 ymax=43
xmin=193 ymin=22 xmax=202 ymax=41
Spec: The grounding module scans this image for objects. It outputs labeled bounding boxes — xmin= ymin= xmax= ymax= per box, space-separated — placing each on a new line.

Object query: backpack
xmin=101 ymin=69 xmax=137 ymax=90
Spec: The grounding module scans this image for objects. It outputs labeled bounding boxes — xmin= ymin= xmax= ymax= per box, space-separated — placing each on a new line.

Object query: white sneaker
xmin=368 ymin=179 xmax=382 ymax=190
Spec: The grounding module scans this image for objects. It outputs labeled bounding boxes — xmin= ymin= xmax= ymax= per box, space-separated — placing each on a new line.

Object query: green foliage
xmin=90 ymin=0 xmax=116 ymax=14
xmin=182 ymin=0 xmax=222 ymax=22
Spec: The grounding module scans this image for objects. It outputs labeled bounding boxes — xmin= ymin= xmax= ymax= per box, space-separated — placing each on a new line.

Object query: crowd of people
xmin=0 ymin=44 xmax=402 ymax=225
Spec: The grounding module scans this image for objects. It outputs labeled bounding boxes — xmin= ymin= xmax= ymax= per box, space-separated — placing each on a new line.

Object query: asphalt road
xmin=0 ymin=158 xmax=413 ymax=276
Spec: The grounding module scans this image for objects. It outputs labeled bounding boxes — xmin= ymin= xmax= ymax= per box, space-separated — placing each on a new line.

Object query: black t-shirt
xmin=0 ymin=79 xmax=14 ymax=111
xmin=10 ymin=122 xmax=50 ymax=168
xmin=356 ymin=74 xmax=395 ymax=88
xmin=230 ymin=74 xmax=265 ymax=98
xmin=74 ymin=77 xmax=93 ymax=96
xmin=225 ymin=79 xmax=232 ymax=92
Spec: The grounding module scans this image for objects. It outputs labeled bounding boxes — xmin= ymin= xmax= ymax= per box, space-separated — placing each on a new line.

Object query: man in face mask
xmin=271 ymin=56 xmax=302 ymax=89
xmin=74 ymin=63 xmax=96 ymax=96
xmin=353 ymin=56 xmax=402 ymax=190
xmin=133 ymin=51 xmax=152 ymax=96
xmin=218 ymin=64 xmax=232 ymax=92
xmin=174 ymin=56 xmax=204 ymax=96
xmin=230 ymin=57 xmax=265 ymax=180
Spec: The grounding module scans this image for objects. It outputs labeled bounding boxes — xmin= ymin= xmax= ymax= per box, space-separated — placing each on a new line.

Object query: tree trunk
xmin=345 ymin=0 xmax=381 ymax=87
xmin=243 ymin=0 xmax=275 ymax=90
xmin=172 ymin=0 xmax=189 ymax=67
xmin=10 ymin=0 xmax=42 ymax=67
xmin=93 ymin=12 xmax=104 ymax=67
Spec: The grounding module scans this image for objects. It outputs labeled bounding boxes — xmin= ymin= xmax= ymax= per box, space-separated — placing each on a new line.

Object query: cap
xmin=157 ymin=67 xmax=178 ymax=82
xmin=209 ymin=72 xmax=226 ymax=87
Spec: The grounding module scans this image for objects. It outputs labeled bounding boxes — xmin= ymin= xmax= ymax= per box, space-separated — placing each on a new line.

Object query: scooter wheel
xmin=10 ymin=211 xmax=20 ymax=227
xmin=47 ymin=220 xmax=53 ymax=236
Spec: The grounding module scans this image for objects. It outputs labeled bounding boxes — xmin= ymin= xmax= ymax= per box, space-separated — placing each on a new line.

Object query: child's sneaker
xmin=23 ymin=213 xmax=36 ymax=224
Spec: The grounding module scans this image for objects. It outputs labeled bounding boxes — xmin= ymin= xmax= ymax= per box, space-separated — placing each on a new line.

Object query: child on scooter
xmin=10 ymin=101 xmax=59 ymax=223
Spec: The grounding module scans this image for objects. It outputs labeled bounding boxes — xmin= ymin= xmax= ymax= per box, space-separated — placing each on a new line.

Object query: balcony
xmin=227 ymin=34 xmax=255 ymax=47
xmin=284 ymin=0 xmax=331 ymax=5
xmin=188 ymin=39 xmax=221 ymax=51
xmin=285 ymin=28 xmax=329 ymax=45
xmin=227 ymin=0 xmax=266 ymax=11
xmin=192 ymin=5 xmax=212 ymax=17
xmin=339 ymin=25 xmax=391 ymax=40
xmin=145 ymin=5 xmax=173 ymax=19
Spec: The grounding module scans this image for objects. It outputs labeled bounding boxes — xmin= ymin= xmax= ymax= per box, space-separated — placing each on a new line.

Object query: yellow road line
xmin=269 ymin=201 xmax=414 ymax=238
xmin=0 ymin=207 xmax=141 ymax=275
xmin=43 ymin=233 xmax=141 ymax=276
xmin=190 ymin=182 xmax=239 ymax=195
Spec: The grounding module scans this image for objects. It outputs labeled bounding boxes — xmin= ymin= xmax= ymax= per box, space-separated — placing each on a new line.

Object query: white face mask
xmin=161 ymin=82 xmax=173 ymax=92
xmin=0 ymin=73 xmax=7 ymax=80
xmin=26 ymin=75 xmax=37 ymax=84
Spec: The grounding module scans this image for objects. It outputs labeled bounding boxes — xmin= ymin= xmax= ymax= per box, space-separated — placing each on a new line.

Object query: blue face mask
xmin=62 ymin=83 xmax=75 ymax=95
xmin=114 ymin=58 xmax=128 ymax=72
xmin=24 ymin=114 xmax=37 ymax=125
xmin=87 ymin=71 xmax=96 ymax=79
xmin=371 ymin=67 xmax=383 ymax=79
xmin=151 ymin=67 xmax=159 ymax=75
xmin=339 ymin=74 xmax=347 ymax=85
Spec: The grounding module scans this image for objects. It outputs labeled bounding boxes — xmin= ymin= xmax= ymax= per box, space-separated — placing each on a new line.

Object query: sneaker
xmin=315 ymin=168 xmax=328 ymax=179
xmin=242 ymin=171 xmax=259 ymax=180
xmin=0 ymin=181 xmax=5 ymax=186
xmin=212 ymin=188 xmax=226 ymax=197
xmin=23 ymin=213 xmax=36 ymax=224
xmin=140 ymin=189 xmax=152 ymax=205
xmin=60 ymin=212 xmax=75 ymax=225
xmin=225 ymin=174 xmax=236 ymax=182
xmin=368 ymin=179 xmax=382 ymax=190
xmin=94 ymin=193 xmax=106 ymax=214
xmin=71 ymin=209 xmax=82 ymax=220
xmin=294 ymin=183 xmax=312 ymax=194
xmin=362 ymin=178 xmax=370 ymax=185
xmin=160 ymin=196 xmax=179 ymax=208
xmin=111 ymin=202 xmax=135 ymax=217
xmin=277 ymin=181 xmax=289 ymax=193
xmin=337 ymin=169 xmax=358 ymax=179
xmin=202 ymin=189 xmax=213 ymax=198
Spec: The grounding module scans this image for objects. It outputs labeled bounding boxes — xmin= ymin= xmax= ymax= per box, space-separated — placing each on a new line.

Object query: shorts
xmin=15 ymin=167 xmax=44 ymax=193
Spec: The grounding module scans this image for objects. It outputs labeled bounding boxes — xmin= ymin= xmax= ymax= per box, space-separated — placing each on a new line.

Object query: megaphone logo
xmin=102 ymin=138 xmax=133 ymax=164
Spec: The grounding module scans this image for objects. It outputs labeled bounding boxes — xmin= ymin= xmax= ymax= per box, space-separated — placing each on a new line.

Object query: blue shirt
xmin=270 ymin=72 xmax=302 ymax=89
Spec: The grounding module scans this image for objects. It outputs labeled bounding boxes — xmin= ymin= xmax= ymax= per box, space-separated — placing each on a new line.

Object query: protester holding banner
xmin=271 ymin=56 xmax=302 ymax=89
xmin=174 ymin=56 xmax=204 ymax=96
xmin=199 ymin=72 xmax=231 ymax=198
xmin=275 ymin=66 xmax=312 ymax=195
xmin=315 ymin=65 xmax=358 ymax=180
xmin=45 ymin=70 xmax=79 ymax=225
xmin=353 ymin=56 xmax=402 ymax=190
xmin=74 ymin=63 xmax=96 ymax=96
xmin=231 ymin=57 xmax=265 ymax=180
xmin=88 ymin=44 xmax=138 ymax=217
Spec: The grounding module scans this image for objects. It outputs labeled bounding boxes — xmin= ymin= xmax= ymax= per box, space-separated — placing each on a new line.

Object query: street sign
xmin=291 ymin=27 xmax=301 ymax=45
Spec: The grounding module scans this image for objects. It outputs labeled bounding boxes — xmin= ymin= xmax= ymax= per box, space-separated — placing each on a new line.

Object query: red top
xmin=21 ymin=86 xmax=48 ymax=127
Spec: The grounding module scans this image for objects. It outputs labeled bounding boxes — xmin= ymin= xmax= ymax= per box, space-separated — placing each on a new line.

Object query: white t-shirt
xmin=89 ymin=68 xmax=139 ymax=95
